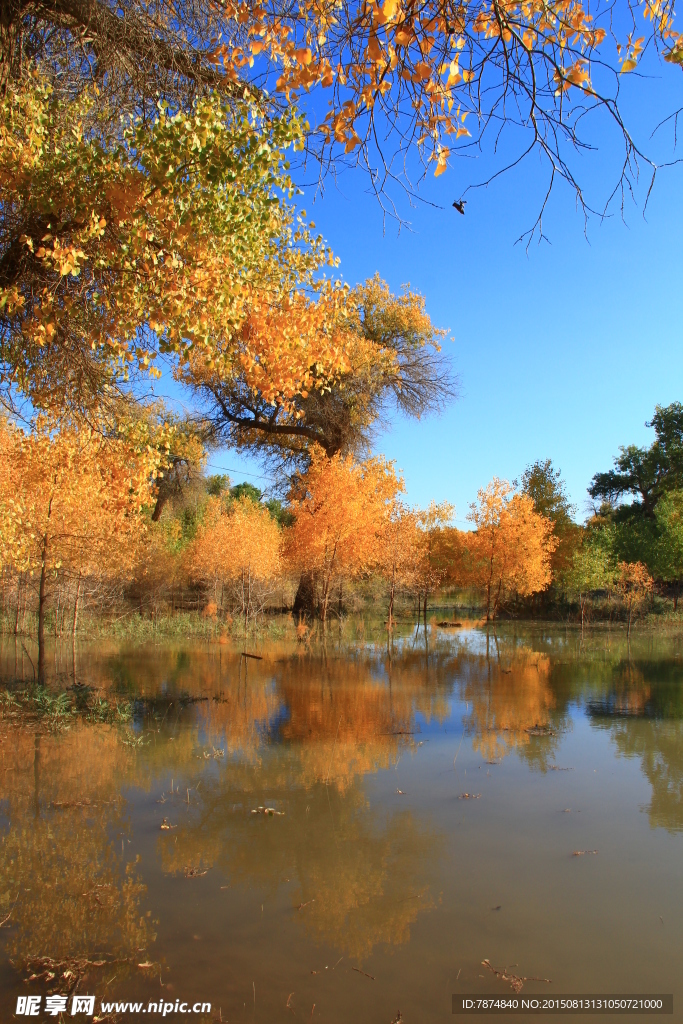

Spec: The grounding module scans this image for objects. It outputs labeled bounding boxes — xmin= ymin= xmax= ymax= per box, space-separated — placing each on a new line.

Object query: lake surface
xmin=1 ymin=624 xmax=683 ymax=1022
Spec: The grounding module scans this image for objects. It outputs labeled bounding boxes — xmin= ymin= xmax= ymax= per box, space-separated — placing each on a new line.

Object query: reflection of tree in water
xmin=157 ymin=768 xmax=440 ymax=960
xmin=458 ymin=652 xmax=565 ymax=767
xmin=132 ymin=655 xmax=446 ymax=959
xmin=609 ymin=719 xmax=683 ymax=832
xmin=0 ymin=723 xmax=151 ymax=965
xmin=584 ymin=661 xmax=683 ymax=834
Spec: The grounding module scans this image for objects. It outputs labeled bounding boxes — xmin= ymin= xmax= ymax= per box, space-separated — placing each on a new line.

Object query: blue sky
xmin=157 ymin=49 xmax=683 ymax=526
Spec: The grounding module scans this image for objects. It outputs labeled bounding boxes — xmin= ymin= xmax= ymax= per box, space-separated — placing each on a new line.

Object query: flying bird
xmin=452 ymin=199 xmax=466 ymax=215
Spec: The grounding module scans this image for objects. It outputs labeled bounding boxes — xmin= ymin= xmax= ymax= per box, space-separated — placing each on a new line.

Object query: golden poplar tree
xmin=466 ymin=478 xmax=557 ymax=621
xmin=285 ymin=449 xmax=402 ymax=622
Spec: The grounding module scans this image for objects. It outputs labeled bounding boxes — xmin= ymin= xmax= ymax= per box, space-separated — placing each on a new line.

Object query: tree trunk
xmin=321 ymin=573 xmax=330 ymax=624
xmin=37 ymin=542 xmax=48 ymax=685
xmin=72 ymin=575 xmax=82 ymax=639
xmin=423 ymin=592 xmax=427 ymax=628
xmin=388 ymin=575 xmax=395 ymax=629
xmin=492 ymin=577 xmax=503 ymax=621
xmin=14 ymin=576 xmax=21 ymax=635
xmin=293 ymin=571 xmax=318 ymax=619
xmin=37 ymin=489 xmax=55 ymax=685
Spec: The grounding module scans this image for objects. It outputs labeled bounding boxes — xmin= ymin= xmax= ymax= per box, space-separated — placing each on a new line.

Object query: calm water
xmin=1 ymin=625 xmax=683 ymax=1022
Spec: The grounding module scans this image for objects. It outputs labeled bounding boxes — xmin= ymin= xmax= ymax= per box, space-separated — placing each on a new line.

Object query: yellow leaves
xmin=393 ymin=25 xmax=414 ymax=46
xmin=443 ymin=59 xmax=462 ymax=87
xmin=616 ymin=560 xmax=653 ymax=598
xmin=286 ymin=450 xmax=402 ymax=607
xmin=381 ymin=0 xmax=400 ymax=20
xmin=367 ymin=35 xmax=383 ymax=62
xmin=664 ymin=38 xmax=683 ymax=63
xmin=186 ymin=494 xmax=282 ymax=587
xmin=619 ymin=34 xmax=645 ymax=72
xmin=433 ymin=146 xmax=449 ymax=176
xmin=554 ymin=60 xmax=591 ymax=93
xmin=0 ymin=416 xmax=157 ymax=578
xmin=412 ymin=62 xmax=432 ymax=81
xmin=465 ymin=478 xmax=557 ymax=616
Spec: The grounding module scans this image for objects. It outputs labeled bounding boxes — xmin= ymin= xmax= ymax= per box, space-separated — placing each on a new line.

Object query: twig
xmin=481 ymin=959 xmax=551 ymax=993
xmin=351 ymin=967 xmax=375 ymax=980
xmin=0 ymin=892 xmax=18 ymax=927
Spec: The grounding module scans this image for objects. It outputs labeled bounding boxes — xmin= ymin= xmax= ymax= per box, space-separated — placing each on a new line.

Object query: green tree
xmin=565 ymin=535 xmax=616 ymax=630
xmin=589 ymin=404 xmax=683 ymax=518
xmin=654 ymin=492 xmax=683 ymax=610
xmin=521 ymin=459 xmax=575 ymax=529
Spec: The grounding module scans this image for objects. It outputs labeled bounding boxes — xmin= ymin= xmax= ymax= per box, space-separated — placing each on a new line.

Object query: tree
xmin=1 ymin=0 xmax=679 ymax=229
xmin=521 ymin=459 xmax=579 ymax=584
xmin=185 ymin=495 xmax=282 ymax=627
xmin=521 ymin=460 xmax=575 ymax=529
xmin=565 ymin=538 xmax=616 ymax=630
xmin=615 ymin=561 xmax=654 ymax=638
xmin=589 ymin=404 xmax=683 ymax=519
xmin=187 ymin=276 xmax=457 ymax=472
xmin=413 ymin=502 xmax=455 ymax=625
xmin=653 ymin=492 xmax=683 ymax=609
xmin=0 ymin=78 xmax=339 ymax=419
xmin=377 ymin=503 xmax=421 ymax=627
xmin=0 ymin=416 xmax=158 ymax=680
xmin=285 ymin=449 xmax=402 ymax=623
xmin=466 ymin=478 xmax=557 ymax=621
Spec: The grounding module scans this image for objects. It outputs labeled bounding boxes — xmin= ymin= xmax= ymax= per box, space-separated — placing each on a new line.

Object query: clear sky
xmin=158 ymin=49 xmax=683 ymax=526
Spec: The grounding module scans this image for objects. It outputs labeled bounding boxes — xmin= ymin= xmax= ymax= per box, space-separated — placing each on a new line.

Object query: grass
xmin=0 ymin=683 xmax=134 ymax=729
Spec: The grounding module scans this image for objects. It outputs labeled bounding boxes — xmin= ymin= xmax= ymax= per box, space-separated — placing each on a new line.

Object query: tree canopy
xmin=187 ymin=275 xmax=457 ymax=472
xmin=589 ymin=403 xmax=683 ymax=519
xmin=0 ymin=78 xmax=346 ymax=420
xmin=1 ymin=0 xmax=680 ymax=223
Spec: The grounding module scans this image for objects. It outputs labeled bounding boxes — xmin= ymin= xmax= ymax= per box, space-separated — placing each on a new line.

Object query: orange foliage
xmin=466 ymin=478 xmax=557 ymax=620
xmin=377 ymin=502 xmax=421 ymax=624
xmin=285 ymin=449 xmax=403 ymax=620
xmin=199 ymin=0 xmax=681 ymax=190
xmin=0 ymin=417 xmax=155 ymax=582
xmin=185 ymin=495 xmax=282 ymax=621
xmin=616 ymin=561 xmax=654 ymax=635
xmin=463 ymin=652 xmax=556 ymax=762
